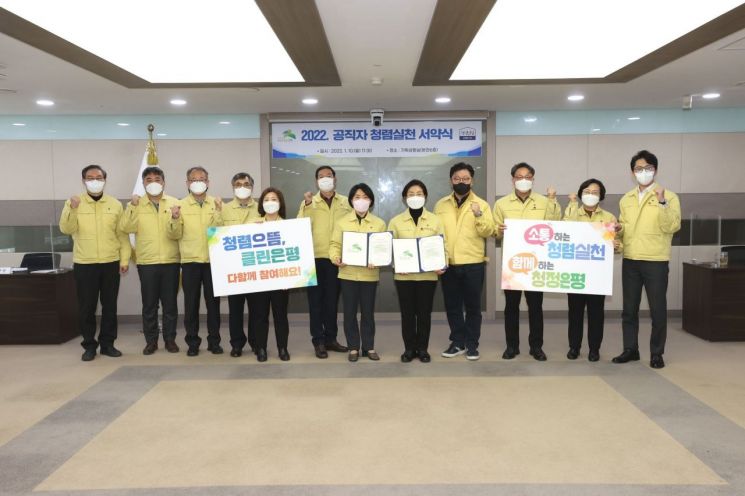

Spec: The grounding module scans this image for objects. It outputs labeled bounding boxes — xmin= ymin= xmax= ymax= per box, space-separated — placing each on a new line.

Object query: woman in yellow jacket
xmin=329 ymin=183 xmax=387 ymax=362
xmin=388 ymin=180 xmax=445 ymax=363
xmin=563 ymin=178 xmax=621 ymax=362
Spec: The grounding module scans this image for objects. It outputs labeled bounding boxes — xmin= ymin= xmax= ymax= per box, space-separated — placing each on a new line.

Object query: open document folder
xmin=341 ymin=231 xmax=393 ymax=267
xmin=392 ymin=235 xmax=447 ymax=273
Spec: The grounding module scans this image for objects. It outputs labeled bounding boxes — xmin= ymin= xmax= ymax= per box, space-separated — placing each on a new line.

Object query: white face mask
xmin=145 ymin=182 xmax=163 ymax=196
xmin=514 ymin=179 xmax=533 ymax=193
xmin=263 ymin=201 xmax=280 ymax=215
xmin=635 ymin=170 xmax=655 ymax=186
xmin=317 ymin=177 xmax=335 ymax=192
xmin=406 ymin=196 xmax=426 ymax=210
xmin=189 ymin=181 xmax=208 ymax=195
xmin=581 ymin=194 xmax=600 ymax=207
xmin=352 ymin=198 xmax=371 ymax=214
xmin=234 ymin=186 xmax=252 ymax=200
xmin=85 ymin=180 xmax=105 ymax=194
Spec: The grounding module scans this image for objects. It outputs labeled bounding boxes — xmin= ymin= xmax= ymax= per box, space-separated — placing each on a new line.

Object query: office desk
xmin=682 ymin=262 xmax=745 ymax=341
xmin=0 ymin=270 xmax=79 ymax=344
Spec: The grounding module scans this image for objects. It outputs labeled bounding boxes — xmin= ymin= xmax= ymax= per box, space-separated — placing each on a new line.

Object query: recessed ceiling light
xmin=117 ymin=122 xmax=130 ymax=127
xmin=702 ymin=92 xmax=720 ymax=99
xmin=567 ymin=94 xmax=584 ymax=102
xmin=523 ymin=116 xmax=538 ymax=123
xmin=1 ymin=2 xmax=303 ymax=84
xmin=36 ymin=99 xmax=54 ymax=106
xmin=170 ymin=98 xmax=187 ymax=106
xmin=218 ymin=121 xmax=231 ymax=125
xmin=156 ymin=133 xmax=167 ymax=137
xmin=591 ymin=128 xmax=601 ymax=132
xmin=435 ymin=96 xmax=452 ymax=104
xmin=302 ymin=98 xmax=319 ymax=105
xmin=451 ymin=0 xmax=744 ymax=80
xmin=11 ymin=122 xmax=26 ymax=127
xmin=627 ymin=116 xmax=641 ymax=121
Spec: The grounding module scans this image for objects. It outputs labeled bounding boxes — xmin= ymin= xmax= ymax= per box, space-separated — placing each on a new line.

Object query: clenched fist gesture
xmin=470 ymin=201 xmax=482 ymax=217
xmin=131 ymin=194 xmax=140 ymax=206
xmin=69 ymin=195 xmax=81 ymax=209
xmin=547 ymin=187 xmax=557 ymax=200
xmin=214 ymin=197 xmax=222 ymax=211
xmin=304 ymin=191 xmax=313 ymax=206
xmin=170 ymin=205 xmax=181 ymax=219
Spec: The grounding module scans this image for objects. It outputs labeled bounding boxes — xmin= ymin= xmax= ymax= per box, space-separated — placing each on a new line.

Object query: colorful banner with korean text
xmin=207 ymin=218 xmax=317 ymax=297
xmin=501 ymin=219 xmax=615 ymax=295
xmin=271 ymin=121 xmax=482 ymax=159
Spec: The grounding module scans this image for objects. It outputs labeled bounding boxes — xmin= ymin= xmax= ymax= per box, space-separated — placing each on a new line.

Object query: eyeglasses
xmin=451 ymin=176 xmax=472 ymax=184
xmin=633 ymin=166 xmax=655 ymax=173
xmin=514 ymin=175 xmax=533 ymax=181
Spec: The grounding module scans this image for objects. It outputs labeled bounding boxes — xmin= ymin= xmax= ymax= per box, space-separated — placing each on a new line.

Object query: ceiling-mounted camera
xmin=370 ymin=109 xmax=384 ymax=127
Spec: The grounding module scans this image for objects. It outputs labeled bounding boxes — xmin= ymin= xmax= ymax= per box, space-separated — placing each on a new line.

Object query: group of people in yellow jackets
xmin=60 ymin=149 xmax=680 ymax=369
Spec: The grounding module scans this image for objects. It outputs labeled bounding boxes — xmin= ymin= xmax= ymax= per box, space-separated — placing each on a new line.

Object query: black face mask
xmin=453 ymin=183 xmax=471 ymax=196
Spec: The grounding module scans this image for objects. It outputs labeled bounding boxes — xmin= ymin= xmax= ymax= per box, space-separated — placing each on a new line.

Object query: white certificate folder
xmin=392 ymin=235 xmax=447 ymax=273
xmin=341 ymin=231 xmax=393 ymax=267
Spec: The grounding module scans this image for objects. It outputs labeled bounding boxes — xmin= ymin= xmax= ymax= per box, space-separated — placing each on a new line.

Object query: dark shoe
xmin=401 ymin=350 xmax=416 ymax=363
xmin=650 ymin=354 xmax=665 ymax=369
xmin=567 ymin=348 xmax=579 ymax=360
xmin=278 ymin=348 xmax=290 ymax=361
xmin=314 ymin=344 xmax=328 ymax=359
xmin=529 ymin=348 xmax=547 ymax=361
xmin=502 ymin=347 xmax=520 ymax=360
xmin=441 ymin=343 xmax=465 ymax=358
xmin=164 ymin=340 xmax=180 ymax=353
xmin=256 ymin=348 xmax=268 ymax=362
xmin=208 ymin=344 xmax=224 ymax=355
xmin=418 ymin=351 xmax=431 ymax=363
xmin=325 ymin=341 xmax=349 ymax=353
xmin=143 ymin=342 xmax=158 ymax=355
xmin=612 ymin=348 xmax=640 ymax=363
xmin=466 ymin=349 xmax=480 ymax=361
xmin=81 ymin=349 xmax=96 ymax=361
xmin=588 ymin=350 xmax=600 ymax=362
xmin=348 ymin=350 xmax=359 ymax=362
xmin=230 ymin=347 xmax=242 ymax=357
xmin=363 ymin=350 xmax=380 ymax=361
xmin=100 ymin=346 xmax=122 ymax=358
xmin=187 ymin=347 xmax=199 ymax=357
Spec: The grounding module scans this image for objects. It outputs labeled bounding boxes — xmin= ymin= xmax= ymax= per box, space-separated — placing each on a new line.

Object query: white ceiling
xmin=1 ymin=0 xmax=745 ymax=115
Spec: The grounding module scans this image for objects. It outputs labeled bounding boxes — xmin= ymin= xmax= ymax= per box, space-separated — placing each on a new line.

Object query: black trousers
xmin=73 ymin=262 xmax=120 ymax=351
xmin=137 ymin=263 xmax=180 ymax=344
xmin=306 ymin=258 xmax=341 ymax=345
xmin=341 ymin=280 xmax=377 ymax=351
xmin=504 ymin=290 xmax=544 ymax=350
xmin=567 ymin=293 xmax=605 ymax=352
xmin=441 ymin=263 xmax=485 ymax=351
xmin=622 ymin=259 xmax=669 ymax=355
xmin=395 ymin=280 xmax=437 ymax=352
xmin=253 ymin=290 xmax=290 ymax=350
xmin=228 ymin=293 xmax=260 ymax=350
xmin=181 ymin=262 xmax=221 ymax=348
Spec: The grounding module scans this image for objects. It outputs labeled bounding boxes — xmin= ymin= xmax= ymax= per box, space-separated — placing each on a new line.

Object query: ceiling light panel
xmin=0 ymin=0 xmax=304 ymax=83
xmin=451 ymin=0 xmax=745 ymax=80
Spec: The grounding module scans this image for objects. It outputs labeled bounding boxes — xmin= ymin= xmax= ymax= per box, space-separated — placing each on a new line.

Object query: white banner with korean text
xmin=208 ymin=218 xmax=317 ymax=296
xmin=501 ymin=219 xmax=615 ymax=295
xmin=271 ymin=121 xmax=482 ymax=159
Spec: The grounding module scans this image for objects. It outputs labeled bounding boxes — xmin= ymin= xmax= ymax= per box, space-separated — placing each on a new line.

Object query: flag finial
xmin=146 ymin=124 xmax=158 ymax=166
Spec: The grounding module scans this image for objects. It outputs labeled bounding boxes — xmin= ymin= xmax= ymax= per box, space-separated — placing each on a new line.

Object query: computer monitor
xmin=722 ymin=246 xmax=745 ymax=266
xmin=20 ymin=252 xmax=61 ymax=271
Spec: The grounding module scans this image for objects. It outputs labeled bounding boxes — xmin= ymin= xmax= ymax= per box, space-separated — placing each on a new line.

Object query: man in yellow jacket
xmin=494 ymin=162 xmax=561 ymax=361
xmin=59 ymin=165 xmax=131 ymax=361
xmin=166 ymin=166 xmax=224 ymax=356
xmin=434 ymin=162 xmax=495 ymax=361
xmin=613 ymin=150 xmax=681 ymax=369
xmin=119 ymin=166 xmax=181 ymax=355
xmin=297 ymin=166 xmax=351 ymax=358
xmin=221 ymin=172 xmax=261 ymax=357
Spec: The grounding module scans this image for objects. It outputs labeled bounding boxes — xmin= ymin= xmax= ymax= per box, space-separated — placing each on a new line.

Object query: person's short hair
xmin=449 ymin=162 xmax=474 ymax=178
xmin=231 ymin=172 xmax=254 ymax=186
xmin=315 ymin=165 xmax=336 ymax=179
xmin=81 ymin=164 xmax=107 ymax=179
xmin=630 ymin=150 xmax=658 ymax=171
xmin=402 ymin=179 xmax=428 ymax=198
xmin=142 ymin=166 xmax=164 ymax=181
xmin=257 ymin=187 xmax=286 ymax=219
xmin=577 ymin=178 xmax=606 ymax=201
xmin=511 ymin=162 xmax=535 ymax=177
xmin=186 ymin=166 xmax=208 ymax=179
xmin=348 ymin=183 xmax=375 ymax=210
